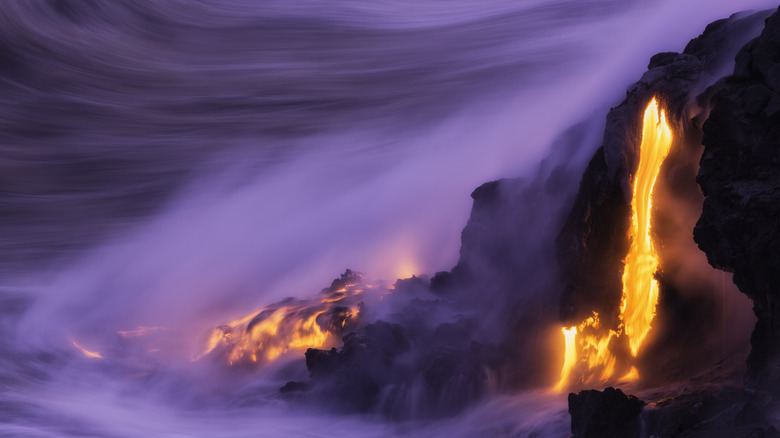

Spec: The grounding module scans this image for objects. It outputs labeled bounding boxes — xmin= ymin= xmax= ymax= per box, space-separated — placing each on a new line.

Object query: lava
xmin=553 ymin=327 xmax=577 ymax=392
xmin=620 ymin=97 xmax=673 ymax=356
xmin=199 ymin=270 xmax=374 ymax=366
xmin=556 ymin=97 xmax=672 ymax=390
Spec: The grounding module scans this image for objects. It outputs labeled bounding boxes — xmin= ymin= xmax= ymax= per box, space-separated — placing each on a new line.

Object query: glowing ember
xmin=555 ymin=97 xmax=672 ymax=390
xmin=199 ymin=270 xmax=373 ymax=366
xmin=71 ymin=340 xmax=103 ymax=359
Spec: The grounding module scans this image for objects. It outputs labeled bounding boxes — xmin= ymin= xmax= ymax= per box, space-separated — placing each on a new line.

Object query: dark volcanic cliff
xmin=557 ymin=9 xmax=770 ymax=382
xmin=563 ymin=9 xmax=780 ymax=437
xmin=695 ymin=7 xmax=780 ymax=392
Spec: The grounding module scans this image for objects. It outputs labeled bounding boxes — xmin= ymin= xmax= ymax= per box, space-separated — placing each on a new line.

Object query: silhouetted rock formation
xmin=695 ymin=6 xmax=780 ymax=393
xmin=568 ymin=387 xmax=644 ymax=438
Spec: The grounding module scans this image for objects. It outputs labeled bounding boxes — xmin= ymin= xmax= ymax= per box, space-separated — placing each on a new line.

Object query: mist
xmin=1 ymin=0 xmax=778 ymax=436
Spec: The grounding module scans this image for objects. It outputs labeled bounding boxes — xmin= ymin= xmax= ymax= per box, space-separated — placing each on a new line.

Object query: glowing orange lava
xmin=555 ymin=97 xmax=672 ymax=390
xmin=199 ymin=270 xmax=371 ymax=365
xmin=620 ymin=97 xmax=672 ymax=356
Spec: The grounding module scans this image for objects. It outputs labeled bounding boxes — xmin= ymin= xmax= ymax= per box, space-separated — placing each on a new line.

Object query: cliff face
xmin=695 ymin=7 xmax=780 ymax=391
xmin=557 ymin=10 xmax=769 ymax=336
xmin=564 ymin=10 xmax=780 ymax=436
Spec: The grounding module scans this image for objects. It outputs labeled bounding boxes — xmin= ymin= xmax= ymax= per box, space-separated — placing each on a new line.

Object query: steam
xmin=1 ymin=0 xmax=779 ymax=436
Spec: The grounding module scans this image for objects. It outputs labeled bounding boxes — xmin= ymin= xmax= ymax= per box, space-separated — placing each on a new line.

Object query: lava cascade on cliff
xmin=556 ymin=97 xmax=672 ymax=390
xmin=199 ymin=270 xmax=373 ymax=365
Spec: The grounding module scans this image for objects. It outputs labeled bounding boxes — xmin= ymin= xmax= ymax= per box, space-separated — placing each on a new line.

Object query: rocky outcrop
xmin=283 ymin=316 xmax=495 ymax=418
xmin=684 ymin=10 xmax=776 ymax=75
xmin=302 ymin=321 xmax=412 ymax=413
xmin=568 ymin=387 xmax=644 ymax=438
xmin=695 ymin=7 xmax=780 ymax=392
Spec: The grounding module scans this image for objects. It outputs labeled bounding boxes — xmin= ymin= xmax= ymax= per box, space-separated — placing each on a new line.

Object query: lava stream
xmin=555 ymin=97 xmax=672 ymax=390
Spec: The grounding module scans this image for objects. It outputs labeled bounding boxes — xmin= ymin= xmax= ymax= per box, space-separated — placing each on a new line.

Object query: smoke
xmin=1 ymin=0 xmax=780 ymax=436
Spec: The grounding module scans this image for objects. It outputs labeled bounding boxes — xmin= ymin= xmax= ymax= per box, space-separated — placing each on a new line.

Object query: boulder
xmin=568 ymin=387 xmax=644 ymax=438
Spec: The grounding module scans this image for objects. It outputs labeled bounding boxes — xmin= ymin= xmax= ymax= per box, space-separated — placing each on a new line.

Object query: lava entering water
xmin=198 ymin=270 xmax=373 ymax=366
xmin=555 ymin=97 xmax=672 ymax=390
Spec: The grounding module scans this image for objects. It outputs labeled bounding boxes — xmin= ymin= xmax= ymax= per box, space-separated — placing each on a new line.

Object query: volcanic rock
xmin=302 ymin=320 xmax=412 ymax=413
xmin=684 ymin=10 xmax=775 ymax=74
xmin=695 ymin=6 xmax=780 ymax=392
xmin=568 ymin=387 xmax=644 ymax=438
xmin=287 ymin=316 xmax=500 ymax=418
xmin=419 ymin=343 xmax=488 ymax=416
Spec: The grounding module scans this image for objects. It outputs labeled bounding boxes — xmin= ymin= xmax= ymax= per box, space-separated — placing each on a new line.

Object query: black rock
xmin=291 ymin=314 xmax=498 ymax=418
xmin=430 ymin=270 xmax=455 ymax=293
xmin=695 ymin=6 xmax=780 ymax=392
xmin=684 ymin=10 xmax=774 ymax=73
xmin=300 ymin=321 xmax=412 ymax=413
xmin=648 ymin=52 xmax=680 ymax=69
xmin=568 ymin=387 xmax=644 ymax=438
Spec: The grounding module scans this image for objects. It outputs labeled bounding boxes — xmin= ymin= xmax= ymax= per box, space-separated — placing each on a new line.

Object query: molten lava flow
xmin=199 ymin=270 xmax=372 ymax=366
xmin=620 ymin=97 xmax=673 ymax=356
xmin=555 ymin=313 xmax=618 ymax=389
xmin=554 ymin=326 xmax=577 ymax=392
xmin=555 ymin=97 xmax=672 ymax=390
